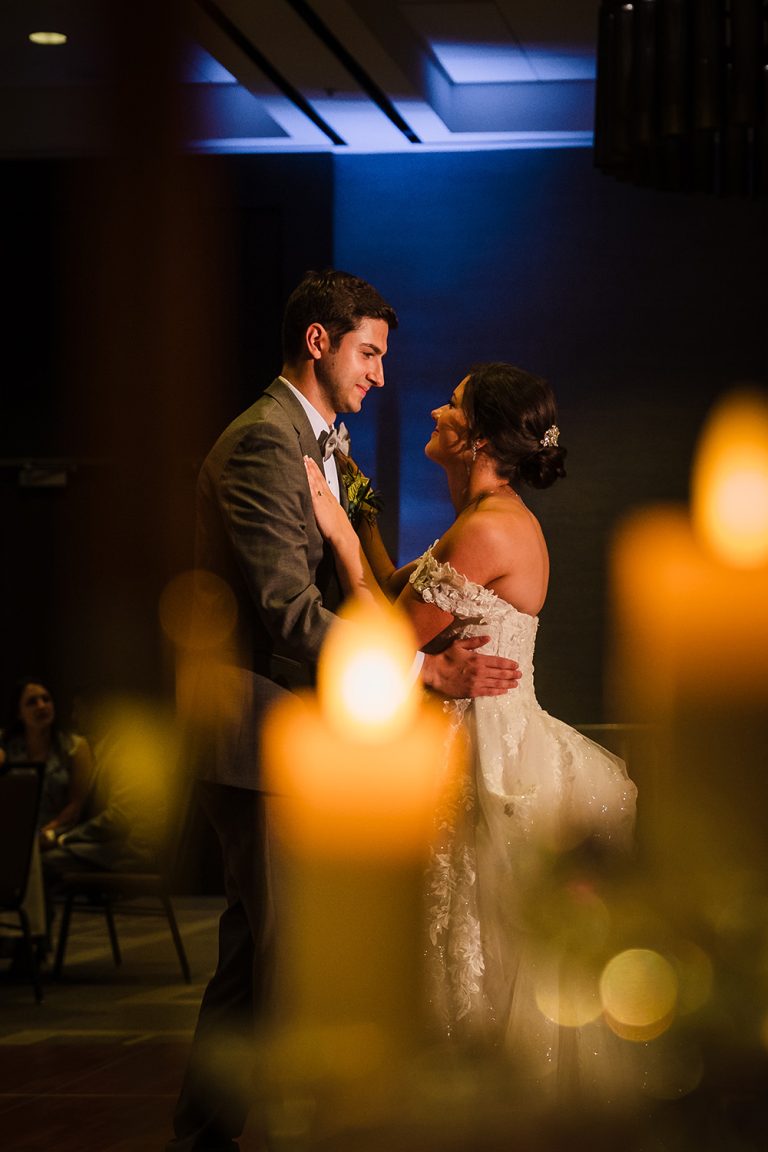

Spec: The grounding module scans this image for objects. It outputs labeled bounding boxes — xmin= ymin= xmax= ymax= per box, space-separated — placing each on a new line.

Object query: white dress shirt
xmin=279 ymin=375 xmax=341 ymax=501
xmin=278 ymin=375 xmax=424 ymax=682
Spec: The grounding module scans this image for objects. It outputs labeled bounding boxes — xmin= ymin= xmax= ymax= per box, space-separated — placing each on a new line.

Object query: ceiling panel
xmin=0 ymin=0 xmax=600 ymax=155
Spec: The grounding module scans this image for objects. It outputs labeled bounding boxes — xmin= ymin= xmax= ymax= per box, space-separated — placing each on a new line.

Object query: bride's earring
xmin=471 ymin=440 xmax=478 ymax=463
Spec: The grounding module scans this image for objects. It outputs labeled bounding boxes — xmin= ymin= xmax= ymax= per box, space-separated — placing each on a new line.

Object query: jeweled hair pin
xmin=540 ymin=424 xmax=560 ymax=448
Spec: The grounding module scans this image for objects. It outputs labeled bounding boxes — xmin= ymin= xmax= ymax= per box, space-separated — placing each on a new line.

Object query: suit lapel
xmin=266 ymin=378 xmax=351 ymax=516
xmin=264 ymin=377 xmax=324 ymax=466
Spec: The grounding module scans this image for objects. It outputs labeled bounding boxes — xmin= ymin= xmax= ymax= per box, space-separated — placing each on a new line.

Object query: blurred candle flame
xmin=692 ymin=388 xmax=768 ymax=568
xmin=260 ymin=601 xmax=462 ymax=1079
xmin=263 ymin=600 xmax=461 ymax=859
xmin=317 ymin=601 xmax=419 ymax=742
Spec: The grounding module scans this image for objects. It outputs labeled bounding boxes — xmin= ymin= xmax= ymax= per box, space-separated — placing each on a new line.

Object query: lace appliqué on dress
xmin=413 ymin=546 xmax=501 ymax=1035
xmin=410 ymin=544 xmax=510 ymax=629
xmin=426 ymin=762 xmax=486 ymax=1028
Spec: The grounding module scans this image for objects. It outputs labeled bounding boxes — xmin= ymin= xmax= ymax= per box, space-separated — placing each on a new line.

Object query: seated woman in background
xmin=0 ymin=677 xmax=94 ymax=844
xmin=0 ymin=677 xmax=94 ymax=968
xmin=43 ymin=685 xmax=168 ymax=880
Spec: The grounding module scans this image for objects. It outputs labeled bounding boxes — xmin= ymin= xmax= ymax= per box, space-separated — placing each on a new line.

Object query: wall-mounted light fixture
xmin=28 ymin=31 xmax=68 ymax=46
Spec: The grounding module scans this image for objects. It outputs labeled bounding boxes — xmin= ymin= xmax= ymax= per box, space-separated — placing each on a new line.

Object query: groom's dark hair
xmin=281 ymin=268 xmax=398 ymax=361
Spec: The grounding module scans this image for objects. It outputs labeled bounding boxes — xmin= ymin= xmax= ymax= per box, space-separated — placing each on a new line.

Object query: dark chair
xmin=52 ymin=870 xmax=191 ymax=982
xmin=52 ymin=801 xmax=192 ymax=983
xmin=0 ymin=764 xmax=45 ymax=1002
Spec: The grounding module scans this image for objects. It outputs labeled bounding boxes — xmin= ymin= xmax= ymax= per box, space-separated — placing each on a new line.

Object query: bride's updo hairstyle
xmin=462 ymin=362 xmax=567 ymax=490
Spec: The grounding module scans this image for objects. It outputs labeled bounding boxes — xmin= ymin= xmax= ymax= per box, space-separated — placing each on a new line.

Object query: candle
xmin=260 ymin=600 xmax=463 ymax=1134
xmin=611 ymin=388 xmax=768 ymax=712
xmin=609 ymin=387 xmax=768 ymax=883
xmin=264 ymin=601 xmax=461 ymax=862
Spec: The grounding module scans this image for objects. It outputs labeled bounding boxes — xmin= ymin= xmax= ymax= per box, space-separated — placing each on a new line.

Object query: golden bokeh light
xmin=83 ymin=694 xmax=181 ymax=849
xmin=672 ymin=941 xmax=714 ymax=1015
xmin=534 ymin=958 xmax=602 ymax=1027
xmin=600 ymin=948 xmax=678 ymax=1042
xmin=692 ymin=388 xmax=768 ymax=568
xmin=159 ymin=569 xmax=237 ymax=651
xmin=174 ymin=656 xmax=253 ymax=729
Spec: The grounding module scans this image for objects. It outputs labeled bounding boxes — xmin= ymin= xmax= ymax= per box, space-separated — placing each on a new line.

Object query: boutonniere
xmin=336 ymin=451 xmax=382 ymax=528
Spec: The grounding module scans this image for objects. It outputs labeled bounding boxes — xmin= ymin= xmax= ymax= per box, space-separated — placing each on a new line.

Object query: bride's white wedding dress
xmin=411 ymin=546 xmax=639 ymax=1100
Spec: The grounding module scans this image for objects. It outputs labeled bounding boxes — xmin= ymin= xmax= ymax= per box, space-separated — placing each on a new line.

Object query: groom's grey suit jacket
xmin=193 ymin=377 xmax=347 ymax=790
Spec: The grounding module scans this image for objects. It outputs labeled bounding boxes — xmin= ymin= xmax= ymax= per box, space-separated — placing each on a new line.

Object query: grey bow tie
xmin=318 ymin=422 xmax=351 ymax=460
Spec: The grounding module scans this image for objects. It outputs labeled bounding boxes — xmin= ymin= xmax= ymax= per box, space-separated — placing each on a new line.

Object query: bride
xmin=304 ymin=362 xmax=638 ymax=1099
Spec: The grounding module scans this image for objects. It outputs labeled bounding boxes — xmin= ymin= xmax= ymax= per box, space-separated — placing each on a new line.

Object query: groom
xmin=167 ymin=269 xmax=521 ymax=1152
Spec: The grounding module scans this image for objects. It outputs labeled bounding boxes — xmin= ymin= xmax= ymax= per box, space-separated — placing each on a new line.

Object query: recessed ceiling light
xmin=29 ymin=31 xmax=68 ymax=46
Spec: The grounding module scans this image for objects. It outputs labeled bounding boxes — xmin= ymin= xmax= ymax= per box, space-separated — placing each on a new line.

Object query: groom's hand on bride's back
xmin=421 ymin=636 xmax=521 ymax=698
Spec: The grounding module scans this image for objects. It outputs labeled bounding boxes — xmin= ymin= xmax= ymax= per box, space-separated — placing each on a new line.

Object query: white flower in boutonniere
xmin=336 ymin=452 xmax=383 ymax=528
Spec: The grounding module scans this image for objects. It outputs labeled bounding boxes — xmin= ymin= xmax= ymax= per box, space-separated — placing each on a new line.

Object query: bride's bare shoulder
xmin=463 ymin=491 xmax=541 ymax=542
xmin=434 ymin=495 xmax=538 ymax=587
